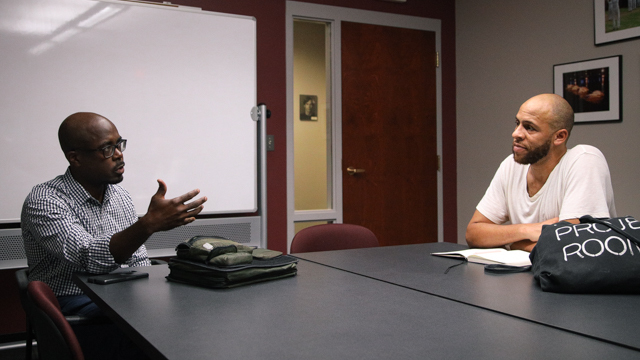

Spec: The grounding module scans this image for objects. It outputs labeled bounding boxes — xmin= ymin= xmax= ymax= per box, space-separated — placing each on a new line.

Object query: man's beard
xmin=513 ymin=138 xmax=552 ymax=165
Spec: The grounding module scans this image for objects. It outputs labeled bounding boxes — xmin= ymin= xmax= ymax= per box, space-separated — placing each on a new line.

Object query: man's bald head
xmin=522 ymin=94 xmax=574 ymax=136
xmin=58 ymin=112 xmax=115 ymax=154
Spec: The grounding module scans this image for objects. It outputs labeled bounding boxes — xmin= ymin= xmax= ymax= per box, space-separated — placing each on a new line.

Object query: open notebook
xmin=431 ymin=248 xmax=531 ymax=267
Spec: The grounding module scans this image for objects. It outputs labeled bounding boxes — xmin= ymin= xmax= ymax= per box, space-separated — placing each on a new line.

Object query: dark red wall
xmin=0 ymin=0 xmax=456 ymax=336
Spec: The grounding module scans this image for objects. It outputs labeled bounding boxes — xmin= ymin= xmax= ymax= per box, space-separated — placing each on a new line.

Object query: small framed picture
xmin=553 ymin=55 xmax=622 ymax=123
xmin=594 ymin=0 xmax=640 ymax=45
xmin=300 ymin=95 xmax=318 ymax=121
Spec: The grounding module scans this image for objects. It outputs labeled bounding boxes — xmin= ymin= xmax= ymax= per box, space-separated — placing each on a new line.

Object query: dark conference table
xmin=73 ymin=260 xmax=640 ymax=360
xmin=294 ymin=242 xmax=640 ymax=351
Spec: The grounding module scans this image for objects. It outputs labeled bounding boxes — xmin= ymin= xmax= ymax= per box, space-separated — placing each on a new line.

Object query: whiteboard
xmin=0 ymin=0 xmax=257 ymax=223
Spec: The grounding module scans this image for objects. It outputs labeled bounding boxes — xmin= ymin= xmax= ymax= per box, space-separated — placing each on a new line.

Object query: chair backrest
xmin=290 ymin=224 xmax=379 ymax=253
xmin=15 ymin=268 xmax=35 ymax=360
xmin=27 ymin=281 xmax=85 ymax=360
xmin=15 ymin=268 xmax=31 ymax=315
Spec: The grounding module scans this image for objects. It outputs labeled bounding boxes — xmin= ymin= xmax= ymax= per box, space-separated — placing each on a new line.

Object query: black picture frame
xmin=594 ymin=0 xmax=640 ymax=45
xmin=300 ymin=94 xmax=318 ymax=121
xmin=553 ymin=55 xmax=622 ymax=123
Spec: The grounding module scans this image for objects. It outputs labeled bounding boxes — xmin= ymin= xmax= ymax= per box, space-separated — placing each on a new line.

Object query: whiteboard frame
xmin=0 ymin=0 xmax=258 ymax=223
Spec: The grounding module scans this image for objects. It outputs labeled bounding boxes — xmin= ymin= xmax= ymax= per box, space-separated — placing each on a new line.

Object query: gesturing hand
xmin=143 ymin=179 xmax=208 ymax=233
xmin=109 ymin=180 xmax=207 ymax=263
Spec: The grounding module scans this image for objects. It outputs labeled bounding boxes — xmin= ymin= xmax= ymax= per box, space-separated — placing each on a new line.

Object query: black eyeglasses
xmin=77 ymin=139 xmax=127 ymax=159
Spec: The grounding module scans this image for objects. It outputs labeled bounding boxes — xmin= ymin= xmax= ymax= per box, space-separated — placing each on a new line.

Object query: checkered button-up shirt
xmin=21 ymin=168 xmax=150 ymax=296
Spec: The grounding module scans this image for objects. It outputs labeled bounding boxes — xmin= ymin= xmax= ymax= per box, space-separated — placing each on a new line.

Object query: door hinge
xmin=435 ymin=51 xmax=440 ymax=68
xmin=437 ymin=155 xmax=441 ymax=172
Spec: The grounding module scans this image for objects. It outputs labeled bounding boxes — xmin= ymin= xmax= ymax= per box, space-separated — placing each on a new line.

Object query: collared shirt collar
xmin=62 ymin=168 xmax=112 ymax=205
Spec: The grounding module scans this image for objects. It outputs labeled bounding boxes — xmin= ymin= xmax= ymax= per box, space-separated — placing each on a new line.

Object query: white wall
xmin=456 ymin=0 xmax=640 ymax=243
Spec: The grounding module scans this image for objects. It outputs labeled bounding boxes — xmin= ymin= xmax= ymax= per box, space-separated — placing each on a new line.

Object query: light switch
xmin=267 ymin=135 xmax=275 ymax=151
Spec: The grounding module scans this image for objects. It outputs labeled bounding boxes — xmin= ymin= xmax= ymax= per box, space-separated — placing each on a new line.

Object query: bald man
xmin=22 ymin=112 xmax=207 ymax=316
xmin=466 ymin=94 xmax=616 ymax=252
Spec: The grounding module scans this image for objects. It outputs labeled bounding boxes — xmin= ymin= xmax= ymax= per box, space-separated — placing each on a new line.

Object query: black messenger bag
xmin=530 ymin=215 xmax=640 ymax=294
xmin=166 ymin=236 xmax=298 ymax=289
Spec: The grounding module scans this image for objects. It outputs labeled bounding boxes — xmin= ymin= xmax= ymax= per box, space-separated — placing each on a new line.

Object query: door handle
xmin=347 ymin=166 xmax=365 ymax=176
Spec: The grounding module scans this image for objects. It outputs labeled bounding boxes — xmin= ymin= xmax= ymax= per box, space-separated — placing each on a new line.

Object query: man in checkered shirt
xmin=22 ymin=112 xmax=208 ymax=317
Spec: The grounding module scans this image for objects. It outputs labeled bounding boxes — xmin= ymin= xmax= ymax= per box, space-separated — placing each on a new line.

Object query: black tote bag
xmin=530 ymin=215 xmax=640 ymax=294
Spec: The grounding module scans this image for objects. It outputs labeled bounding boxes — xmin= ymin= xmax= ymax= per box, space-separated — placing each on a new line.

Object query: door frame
xmin=286 ymin=1 xmax=443 ymax=251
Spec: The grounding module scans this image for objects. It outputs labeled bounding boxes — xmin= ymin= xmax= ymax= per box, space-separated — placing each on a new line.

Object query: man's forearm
xmin=508 ymin=219 xmax=579 ymax=252
xmin=466 ymin=213 xmax=561 ymax=250
xmin=510 ymin=240 xmax=536 ymax=252
xmin=466 ymin=222 xmax=535 ymax=249
xmin=109 ymin=218 xmax=154 ymax=264
xmin=107 ymin=181 xmax=207 ymax=263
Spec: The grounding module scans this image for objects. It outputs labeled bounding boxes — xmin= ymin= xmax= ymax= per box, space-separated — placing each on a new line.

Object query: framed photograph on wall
xmin=594 ymin=0 xmax=640 ymax=45
xmin=300 ymin=94 xmax=318 ymax=121
xmin=553 ymin=55 xmax=622 ymax=123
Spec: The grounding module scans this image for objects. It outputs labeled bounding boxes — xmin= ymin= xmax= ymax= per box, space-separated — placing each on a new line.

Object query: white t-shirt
xmin=477 ymin=144 xmax=616 ymax=225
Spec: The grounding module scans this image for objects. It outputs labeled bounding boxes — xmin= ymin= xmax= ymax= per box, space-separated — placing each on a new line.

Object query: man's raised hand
xmin=143 ymin=179 xmax=208 ymax=233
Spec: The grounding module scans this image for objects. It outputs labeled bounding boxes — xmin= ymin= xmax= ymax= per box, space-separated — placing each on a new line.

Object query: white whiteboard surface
xmin=0 ymin=0 xmax=257 ymax=223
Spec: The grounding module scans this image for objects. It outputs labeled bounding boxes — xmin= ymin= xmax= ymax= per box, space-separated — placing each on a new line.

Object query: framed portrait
xmin=553 ymin=55 xmax=622 ymax=123
xmin=300 ymin=94 xmax=318 ymax=121
xmin=594 ymin=0 xmax=640 ymax=45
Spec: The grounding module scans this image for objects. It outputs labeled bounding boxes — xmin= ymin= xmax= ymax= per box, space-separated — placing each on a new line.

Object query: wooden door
xmin=342 ymin=22 xmax=438 ymax=246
